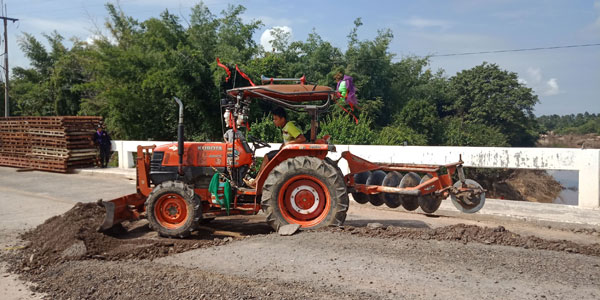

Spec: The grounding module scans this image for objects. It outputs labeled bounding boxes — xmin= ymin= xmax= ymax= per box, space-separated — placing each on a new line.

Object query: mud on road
xmin=2 ymin=203 xmax=600 ymax=299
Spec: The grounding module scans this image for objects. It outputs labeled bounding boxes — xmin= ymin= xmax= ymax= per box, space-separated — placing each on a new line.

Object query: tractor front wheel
xmin=261 ymin=156 xmax=349 ymax=231
xmin=146 ymin=181 xmax=201 ymax=238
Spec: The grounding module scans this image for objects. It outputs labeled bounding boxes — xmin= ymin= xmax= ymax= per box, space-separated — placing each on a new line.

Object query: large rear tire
xmin=261 ymin=156 xmax=349 ymax=231
xmin=146 ymin=181 xmax=201 ymax=238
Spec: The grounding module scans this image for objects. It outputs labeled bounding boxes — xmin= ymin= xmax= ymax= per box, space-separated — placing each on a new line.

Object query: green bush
xmin=249 ymin=113 xmax=281 ymax=143
xmin=443 ymin=117 xmax=509 ymax=147
xmin=319 ymin=110 xmax=376 ymax=145
xmin=375 ymin=125 xmax=427 ymax=145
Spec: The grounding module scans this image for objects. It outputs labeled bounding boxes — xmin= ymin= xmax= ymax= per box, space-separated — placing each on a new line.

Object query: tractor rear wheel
xmin=146 ymin=181 xmax=201 ymax=238
xmin=261 ymin=156 xmax=349 ymax=231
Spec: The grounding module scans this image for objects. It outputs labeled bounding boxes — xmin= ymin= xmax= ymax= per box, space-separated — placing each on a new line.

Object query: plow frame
xmin=341 ymin=151 xmax=481 ymax=199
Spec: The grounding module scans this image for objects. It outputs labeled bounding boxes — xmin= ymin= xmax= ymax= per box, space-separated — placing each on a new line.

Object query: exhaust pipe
xmin=174 ymin=97 xmax=184 ymax=176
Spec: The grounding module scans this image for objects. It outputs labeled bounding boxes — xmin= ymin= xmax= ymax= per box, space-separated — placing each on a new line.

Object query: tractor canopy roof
xmin=227 ymin=84 xmax=335 ymax=102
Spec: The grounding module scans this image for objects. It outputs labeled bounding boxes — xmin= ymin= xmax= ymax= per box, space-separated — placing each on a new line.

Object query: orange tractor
xmin=98 ymin=77 xmax=485 ymax=238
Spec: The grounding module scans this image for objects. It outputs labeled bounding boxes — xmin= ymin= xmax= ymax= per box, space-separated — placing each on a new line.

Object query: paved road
xmin=1 ymin=166 xmax=600 ymax=299
xmin=0 ymin=166 xmax=134 ymax=299
xmin=0 ymin=167 xmax=135 ymax=231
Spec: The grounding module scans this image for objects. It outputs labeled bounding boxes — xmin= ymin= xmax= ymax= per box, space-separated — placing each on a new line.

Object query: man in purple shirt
xmin=93 ymin=125 xmax=112 ymax=168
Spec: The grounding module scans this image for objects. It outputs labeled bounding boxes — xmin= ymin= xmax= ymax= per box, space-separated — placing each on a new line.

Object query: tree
xmin=538 ymin=113 xmax=600 ymax=135
xmin=295 ymin=30 xmax=343 ymax=84
xmin=375 ymin=125 xmax=427 ymax=145
xmin=215 ymin=4 xmax=262 ymax=63
xmin=396 ymin=98 xmax=443 ymax=144
xmin=319 ymin=110 xmax=376 ymax=145
xmin=443 ymin=117 xmax=508 ymax=146
xmin=11 ymin=32 xmax=88 ymax=116
xmin=10 ymin=6 xmax=548 ymax=150
xmin=448 ymin=62 xmax=539 ymax=146
xmin=78 ymin=3 xmax=263 ymax=140
xmin=249 ymin=113 xmax=280 ymax=143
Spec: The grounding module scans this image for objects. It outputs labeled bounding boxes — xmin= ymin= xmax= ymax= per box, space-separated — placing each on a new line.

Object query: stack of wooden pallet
xmin=0 ymin=116 xmax=103 ymax=172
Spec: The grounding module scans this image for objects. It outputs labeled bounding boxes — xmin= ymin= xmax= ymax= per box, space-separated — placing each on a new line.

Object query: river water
xmin=547 ymin=170 xmax=578 ymax=206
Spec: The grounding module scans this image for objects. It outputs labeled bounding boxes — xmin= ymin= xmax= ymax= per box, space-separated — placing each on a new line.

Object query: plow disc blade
xmin=366 ymin=170 xmax=387 ymax=206
xmin=352 ymin=171 xmax=371 ymax=204
xmin=97 ymin=193 xmax=146 ymax=232
xmin=450 ymin=179 xmax=486 ymax=214
xmin=381 ymin=171 xmax=403 ymax=208
xmin=418 ymin=175 xmax=442 ymax=214
xmin=399 ymin=172 xmax=420 ymax=211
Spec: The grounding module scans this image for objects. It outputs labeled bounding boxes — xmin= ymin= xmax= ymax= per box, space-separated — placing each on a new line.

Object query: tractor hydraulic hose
xmin=174 ymin=97 xmax=184 ymax=176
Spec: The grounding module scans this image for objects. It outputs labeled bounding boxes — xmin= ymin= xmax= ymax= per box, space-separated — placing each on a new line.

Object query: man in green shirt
xmin=274 ymin=107 xmax=305 ymax=145
xmin=245 ymin=107 xmax=306 ymax=187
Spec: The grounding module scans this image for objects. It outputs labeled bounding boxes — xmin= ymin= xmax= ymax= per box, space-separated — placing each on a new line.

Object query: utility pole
xmin=1 ymin=14 xmax=17 ymax=117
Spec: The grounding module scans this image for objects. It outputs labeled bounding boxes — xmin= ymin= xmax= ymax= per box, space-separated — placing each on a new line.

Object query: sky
xmin=3 ymin=0 xmax=599 ymax=116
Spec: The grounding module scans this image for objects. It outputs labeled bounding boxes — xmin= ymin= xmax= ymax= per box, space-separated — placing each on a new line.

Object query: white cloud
xmin=86 ymin=34 xmax=101 ymax=45
xmin=85 ymin=34 xmax=117 ymax=46
xmin=545 ymin=78 xmax=560 ymax=96
xmin=404 ymin=16 xmax=452 ymax=30
xmin=260 ymin=26 xmax=292 ymax=52
xmin=519 ymin=67 xmax=560 ymax=96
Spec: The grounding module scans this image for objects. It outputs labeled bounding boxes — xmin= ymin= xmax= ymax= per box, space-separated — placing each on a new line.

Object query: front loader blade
xmin=97 ymin=193 xmax=146 ymax=232
xmin=98 ymin=199 xmax=117 ymax=232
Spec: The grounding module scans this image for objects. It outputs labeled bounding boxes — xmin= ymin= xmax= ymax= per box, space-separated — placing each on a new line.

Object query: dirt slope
xmin=3 ymin=203 xmax=600 ymax=299
xmin=472 ymin=169 xmax=563 ymax=203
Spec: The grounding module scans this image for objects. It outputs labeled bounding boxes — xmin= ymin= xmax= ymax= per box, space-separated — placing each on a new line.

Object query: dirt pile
xmin=326 ymin=223 xmax=600 ymax=256
xmin=5 ymin=202 xmax=243 ymax=276
xmin=471 ymin=169 xmax=563 ymax=203
xmin=502 ymin=169 xmax=563 ymax=203
xmin=23 ymin=260 xmax=362 ymax=300
xmin=4 ymin=203 xmax=600 ymax=299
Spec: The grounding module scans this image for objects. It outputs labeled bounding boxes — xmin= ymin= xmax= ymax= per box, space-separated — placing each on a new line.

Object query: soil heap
xmin=325 ymin=224 xmax=600 ymax=256
xmin=6 ymin=202 xmax=234 ymax=275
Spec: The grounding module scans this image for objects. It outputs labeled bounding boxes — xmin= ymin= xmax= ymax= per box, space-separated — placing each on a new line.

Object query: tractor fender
xmin=255 ymin=144 xmax=334 ymax=195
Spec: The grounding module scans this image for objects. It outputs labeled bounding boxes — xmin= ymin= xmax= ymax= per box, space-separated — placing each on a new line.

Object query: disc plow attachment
xmin=342 ymin=151 xmax=485 ymax=214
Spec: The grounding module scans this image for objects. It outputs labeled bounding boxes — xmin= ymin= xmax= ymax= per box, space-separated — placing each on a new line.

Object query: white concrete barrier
xmin=111 ymin=140 xmax=173 ymax=169
xmin=112 ymin=141 xmax=600 ymax=209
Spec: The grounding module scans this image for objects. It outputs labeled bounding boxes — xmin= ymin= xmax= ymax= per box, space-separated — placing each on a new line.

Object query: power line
xmin=428 ymin=43 xmax=600 ymax=57
xmin=337 ymin=43 xmax=600 ymax=63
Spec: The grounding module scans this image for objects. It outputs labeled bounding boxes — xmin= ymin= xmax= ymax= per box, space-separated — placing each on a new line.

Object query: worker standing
xmin=93 ymin=125 xmax=112 ymax=168
xmin=334 ymin=72 xmax=358 ymax=110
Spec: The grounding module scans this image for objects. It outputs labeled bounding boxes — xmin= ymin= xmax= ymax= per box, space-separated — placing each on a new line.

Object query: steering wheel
xmin=247 ymin=134 xmax=271 ymax=150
